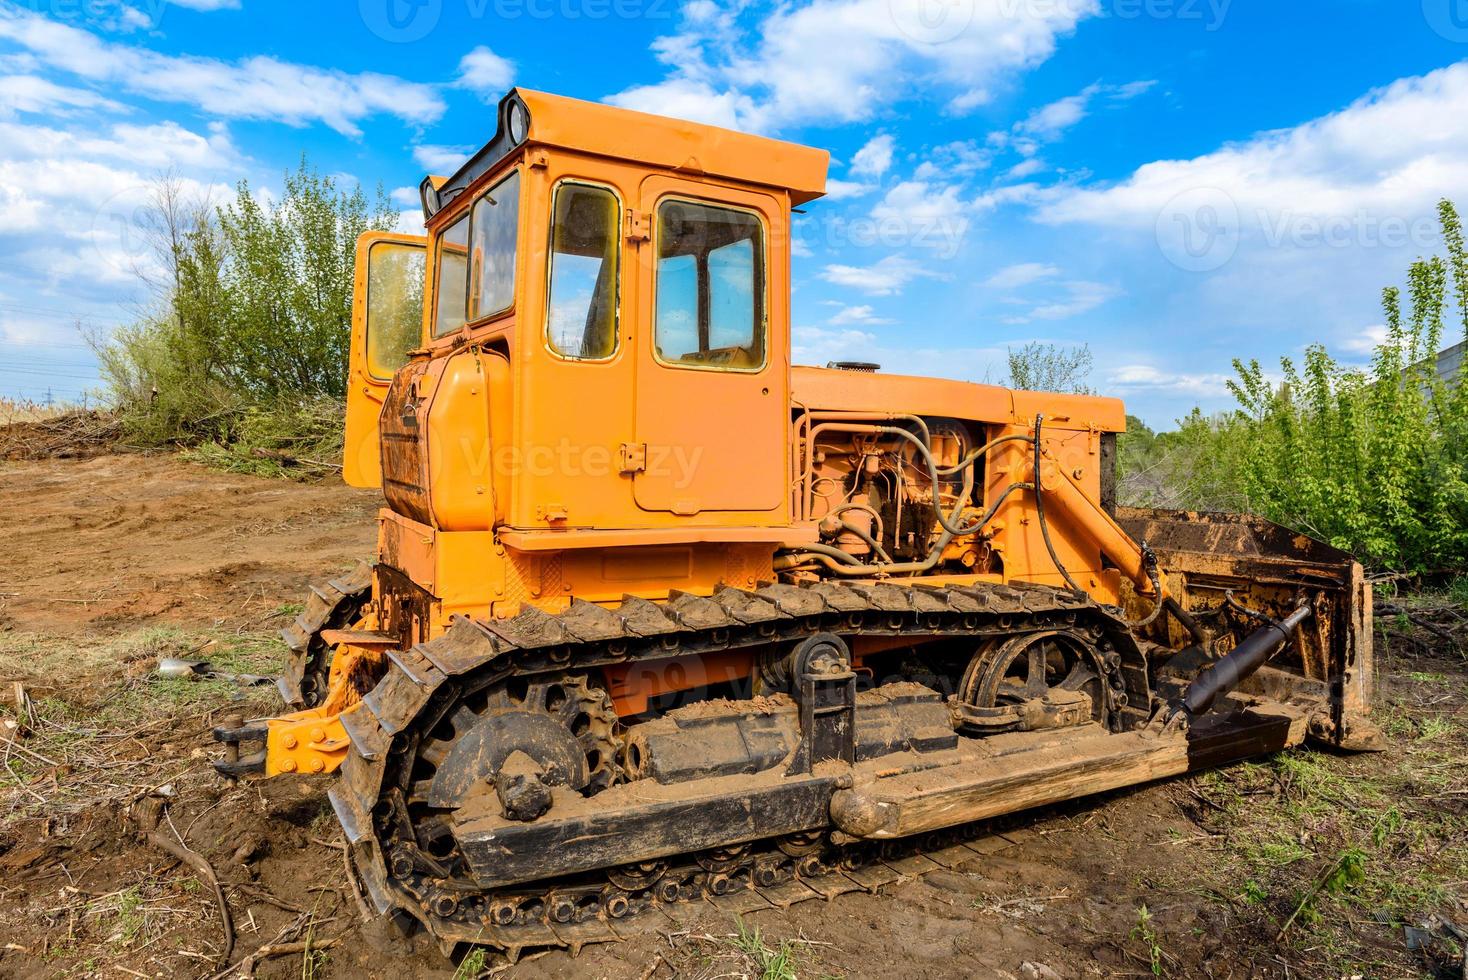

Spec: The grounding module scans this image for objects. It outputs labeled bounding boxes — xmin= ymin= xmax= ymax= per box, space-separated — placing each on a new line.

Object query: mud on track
xmin=0 ymin=453 xmax=1463 ymax=979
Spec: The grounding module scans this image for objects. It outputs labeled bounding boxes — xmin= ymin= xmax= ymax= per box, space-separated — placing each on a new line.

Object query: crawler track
xmin=279 ymin=561 xmax=373 ymax=707
xmin=329 ymin=579 xmax=1153 ymax=958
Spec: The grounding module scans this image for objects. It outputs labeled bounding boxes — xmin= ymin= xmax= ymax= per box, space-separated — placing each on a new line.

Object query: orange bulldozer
xmin=213 ymin=89 xmax=1379 ymax=959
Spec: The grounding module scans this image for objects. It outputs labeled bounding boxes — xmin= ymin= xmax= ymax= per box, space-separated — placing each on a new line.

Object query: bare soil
xmin=0 ymin=453 xmax=1463 ymax=980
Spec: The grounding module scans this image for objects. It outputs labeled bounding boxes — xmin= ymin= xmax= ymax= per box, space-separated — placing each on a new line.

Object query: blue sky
xmin=1 ymin=0 xmax=1466 ymax=426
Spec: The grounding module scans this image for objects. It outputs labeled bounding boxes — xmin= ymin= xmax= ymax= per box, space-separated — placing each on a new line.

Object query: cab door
xmin=344 ymin=231 xmax=428 ymax=488
xmin=632 ymin=177 xmax=788 ymax=519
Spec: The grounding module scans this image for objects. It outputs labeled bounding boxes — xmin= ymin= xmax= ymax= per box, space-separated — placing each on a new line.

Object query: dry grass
xmin=1164 ymin=626 xmax=1468 ymax=978
xmin=0 ymin=397 xmax=71 ymax=424
xmin=0 ymin=627 xmax=282 ymax=821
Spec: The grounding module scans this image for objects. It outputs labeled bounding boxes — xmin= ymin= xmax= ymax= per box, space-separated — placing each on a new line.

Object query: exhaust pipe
xmin=1179 ymin=604 xmax=1312 ymax=718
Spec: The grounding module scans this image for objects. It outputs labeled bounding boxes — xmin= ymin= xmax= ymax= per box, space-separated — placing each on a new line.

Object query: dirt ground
xmin=0 ymin=453 xmax=1464 ymax=979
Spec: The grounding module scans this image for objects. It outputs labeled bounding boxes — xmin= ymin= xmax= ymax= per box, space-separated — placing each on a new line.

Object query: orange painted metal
xmin=602 ymin=649 xmax=756 ymax=716
xmin=263 ymin=89 xmax=1170 ymax=775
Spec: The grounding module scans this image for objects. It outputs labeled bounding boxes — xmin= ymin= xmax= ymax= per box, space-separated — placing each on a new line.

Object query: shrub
xmin=1137 ymin=200 xmax=1468 ymax=572
xmin=95 ymin=162 xmax=397 ymax=462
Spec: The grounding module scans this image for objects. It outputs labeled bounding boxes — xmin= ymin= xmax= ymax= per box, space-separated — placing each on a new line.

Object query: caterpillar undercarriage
xmin=213 ymin=89 xmax=1380 ymax=962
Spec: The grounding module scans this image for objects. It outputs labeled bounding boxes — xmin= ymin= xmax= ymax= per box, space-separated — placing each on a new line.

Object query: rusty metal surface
xmin=379 ymin=358 xmax=433 ymax=527
xmin=1118 ymin=506 xmax=1374 ymax=749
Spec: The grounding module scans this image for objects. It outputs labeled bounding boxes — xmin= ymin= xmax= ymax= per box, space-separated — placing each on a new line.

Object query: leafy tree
xmin=1144 ymin=200 xmax=1468 ymax=571
xmin=1006 ymin=341 xmax=1094 ymax=394
xmin=98 ymin=161 xmax=397 ymax=457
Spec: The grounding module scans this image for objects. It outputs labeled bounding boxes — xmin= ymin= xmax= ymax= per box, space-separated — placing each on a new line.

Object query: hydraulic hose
xmin=1031 ymin=413 xmax=1166 ymax=622
xmin=775 ymin=479 xmax=1032 ymax=577
xmin=1031 ymin=414 xmax=1085 ymax=594
xmin=803 ymin=423 xmax=1031 ymax=538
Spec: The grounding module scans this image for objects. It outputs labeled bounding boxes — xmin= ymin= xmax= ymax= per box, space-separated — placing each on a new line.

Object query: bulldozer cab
xmin=344 ymin=231 xmax=427 ymax=488
xmin=344 ymin=88 xmax=826 ymax=535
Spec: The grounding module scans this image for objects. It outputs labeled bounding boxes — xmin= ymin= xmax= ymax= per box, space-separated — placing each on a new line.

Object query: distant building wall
xmin=1434 ymin=340 xmax=1467 ymax=385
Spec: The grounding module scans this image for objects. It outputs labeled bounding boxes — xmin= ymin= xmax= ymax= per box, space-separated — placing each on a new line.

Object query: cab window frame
xmin=431 ymin=164 xmax=523 ymax=340
xmin=542 ymin=177 xmax=624 ymax=363
xmin=364 ymin=239 xmax=428 ymax=381
xmin=650 ymin=195 xmax=770 ymax=374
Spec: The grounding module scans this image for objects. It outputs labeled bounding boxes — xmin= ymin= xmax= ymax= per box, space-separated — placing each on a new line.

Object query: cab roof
xmin=420 ymin=88 xmax=830 ymax=220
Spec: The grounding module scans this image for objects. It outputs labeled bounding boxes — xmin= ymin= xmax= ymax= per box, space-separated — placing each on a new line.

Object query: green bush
xmin=95 ymin=161 xmax=397 ymax=464
xmin=1133 ymin=200 xmax=1468 ymax=572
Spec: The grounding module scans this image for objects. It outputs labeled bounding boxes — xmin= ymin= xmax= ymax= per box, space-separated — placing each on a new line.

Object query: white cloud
xmin=606 ymin=78 xmax=754 ymax=130
xmin=167 ymin=0 xmax=242 ymax=9
xmin=946 ymin=88 xmax=991 ymax=114
xmin=412 ymin=144 xmax=473 ymax=173
xmin=914 ymin=140 xmax=991 ymax=180
xmin=0 ymin=117 xmax=241 ymax=170
xmin=1340 ymin=323 xmax=1388 ymax=355
xmin=1043 ymin=62 xmax=1468 ymax=238
xmin=0 ymin=127 xmax=232 ymax=297
xmin=118 ymin=6 xmax=153 ymax=30
xmin=1106 ymin=364 xmax=1233 ymax=398
xmin=1025 ymin=281 xmax=1119 ymax=320
xmin=827 ymin=303 xmax=893 ymax=325
xmin=390 ymin=186 xmax=421 ymax=207
xmin=1013 ymin=79 xmax=1156 ymax=143
xmin=0 ymin=5 xmax=444 ymax=136
xmin=823 ymin=178 xmax=877 ymax=201
xmin=394 ymin=210 xmax=426 ymax=236
xmin=983 ymin=262 xmax=1059 ymax=289
xmin=0 ymin=74 xmax=125 ymax=117
xmin=792 ymin=324 xmax=1012 ymax=381
xmin=1004 ymin=158 xmax=1045 ymax=180
xmin=850 ymin=133 xmax=894 ymax=178
xmin=607 ymin=0 xmax=1098 ymax=133
xmin=868 ymin=180 xmax=972 ymax=256
xmin=1001 ymin=280 xmax=1120 ymax=323
xmin=456 ymin=45 xmax=514 ymax=100
xmin=820 ymin=255 xmax=947 ymax=295
xmin=1019 ymin=91 xmax=1091 ymax=141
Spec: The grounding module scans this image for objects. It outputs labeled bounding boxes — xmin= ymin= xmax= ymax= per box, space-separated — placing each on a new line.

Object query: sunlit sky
xmin=2 ymin=0 xmax=1466 ymax=425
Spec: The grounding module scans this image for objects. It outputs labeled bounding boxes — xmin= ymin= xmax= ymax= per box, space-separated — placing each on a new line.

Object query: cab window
xmin=546 ymin=182 xmax=620 ymax=360
xmin=433 ymin=168 xmax=520 ymax=337
xmin=469 ymin=169 xmax=520 ymax=321
xmin=366 ymin=242 xmax=426 ymax=378
xmin=432 ymin=212 xmax=469 ymax=337
xmin=654 ymin=199 xmax=766 ymax=370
